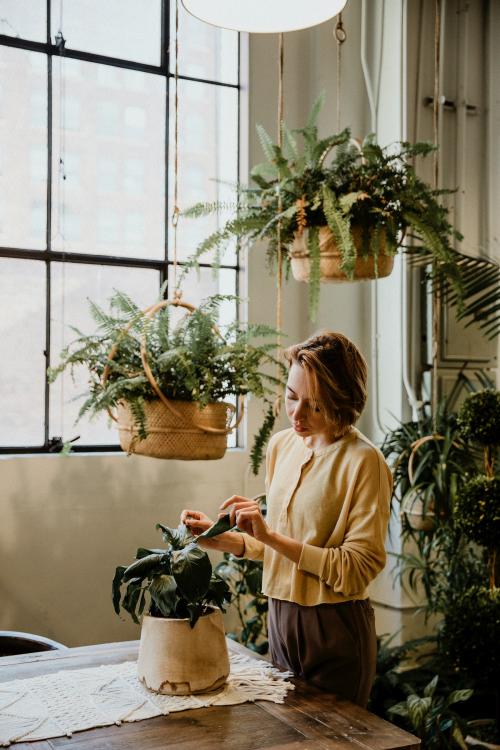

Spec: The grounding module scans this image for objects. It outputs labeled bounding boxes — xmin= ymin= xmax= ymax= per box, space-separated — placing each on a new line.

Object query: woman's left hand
xmin=219 ymin=495 xmax=272 ymax=543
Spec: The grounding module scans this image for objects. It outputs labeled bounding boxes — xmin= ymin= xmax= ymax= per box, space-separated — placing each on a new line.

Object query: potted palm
xmin=113 ymin=521 xmax=231 ymax=694
xmin=184 ymin=94 xmax=500 ymax=325
xmin=48 ymin=290 xmax=284 ymax=472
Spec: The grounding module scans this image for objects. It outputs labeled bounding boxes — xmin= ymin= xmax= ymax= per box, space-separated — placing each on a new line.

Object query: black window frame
xmin=0 ymin=0 xmax=241 ymax=455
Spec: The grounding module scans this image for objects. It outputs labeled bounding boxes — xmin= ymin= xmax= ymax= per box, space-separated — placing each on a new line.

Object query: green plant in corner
xmin=183 ymin=93 xmax=500 ymax=328
xmin=112 ymin=521 xmax=231 ymax=628
xmin=388 ymin=676 xmax=473 ymax=750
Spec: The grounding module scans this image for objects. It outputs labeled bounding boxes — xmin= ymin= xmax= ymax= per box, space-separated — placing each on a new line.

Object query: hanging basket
xmin=103 ymin=298 xmax=243 ymax=461
xmin=290 ymin=225 xmax=394 ymax=283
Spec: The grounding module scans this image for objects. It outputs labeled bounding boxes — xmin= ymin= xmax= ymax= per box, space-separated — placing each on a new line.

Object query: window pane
xmin=168 ymin=80 xmax=238 ymax=264
xmin=51 ymin=59 xmax=165 ymax=259
xmin=168 ymin=266 xmax=237 ymax=330
xmin=168 ymin=266 xmax=238 ymax=447
xmin=50 ymin=0 xmax=162 ymax=65
xmin=0 ymin=259 xmax=46 ymax=446
xmin=50 ymin=264 xmax=160 ymax=445
xmin=170 ymin=2 xmax=238 ymax=85
xmin=0 ymin=1 xmax=46 ymax=43
xmin=0 ymin=47 xmax=47 ymax=249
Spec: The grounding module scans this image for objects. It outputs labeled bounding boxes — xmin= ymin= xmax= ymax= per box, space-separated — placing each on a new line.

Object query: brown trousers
xmin=268 ymin=597 xmax=377 ymax=708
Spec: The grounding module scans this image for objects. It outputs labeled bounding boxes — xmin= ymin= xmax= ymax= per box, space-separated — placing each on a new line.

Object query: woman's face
xmin=285 ymin=362 xmax=330 ymax=438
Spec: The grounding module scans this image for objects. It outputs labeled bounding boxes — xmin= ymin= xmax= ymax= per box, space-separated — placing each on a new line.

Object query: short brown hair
xmin=284 ymin=332 xmax=368 ymax=432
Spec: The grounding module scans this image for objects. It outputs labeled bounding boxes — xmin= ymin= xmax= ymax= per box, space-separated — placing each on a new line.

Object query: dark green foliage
xmin=48 ymin=290 xmax=286 ymax=474
xmin=249 ymin=403 xmax=277 ymax=476
xmin=184 ymin=95 xmax=500 ymax=330
xmin=440 ymin=587 xmax=500 ymax=689
xmin=112 ymin=522 xmax=231 ymax=628
xmin=214 ymin=495 xmax=268 ymax=653
xmin=457 ymin=390 xmax=500 ymax=446
xmin=387 ymin=676 xmax=472 ymax=750
xmin=454 ymin=475 xmax=500 ymax=550
xmin=215 ymin=552 xmax=268 ymax=654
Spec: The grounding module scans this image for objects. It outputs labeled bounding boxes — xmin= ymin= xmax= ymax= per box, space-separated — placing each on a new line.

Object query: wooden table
xmin=0 ymin=639 xmax=420 ymax=750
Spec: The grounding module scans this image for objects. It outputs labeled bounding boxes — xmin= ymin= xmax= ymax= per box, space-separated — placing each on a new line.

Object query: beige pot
xmin=117 ymin=400 xmax=231 ymax=460
xmin=401 ymin=495 xmax=436 ymax=532
xmin=137 ymin=609 xmax=230 ymax=695
xmin=290 ymin=225 xmax=394 ymax=283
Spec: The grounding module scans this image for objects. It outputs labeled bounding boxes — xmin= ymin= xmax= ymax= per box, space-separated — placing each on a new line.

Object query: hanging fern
xmin=307 ymin=226 xmax=321 ymax=322
xmin=49 ymin=291 xmax=285 ymax=474
xmin=180 ymin=94 xmax=500 ymax=332
xmin=322 ymin=185 xmax=356 ymax=277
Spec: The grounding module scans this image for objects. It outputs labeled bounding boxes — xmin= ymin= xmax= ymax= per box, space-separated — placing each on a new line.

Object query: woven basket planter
xmin=137 ymin=609 xmax=229 ymax=695
xmin=117 ymin=399 xmax=233 ymax=460
xmin=290 ymin=225 xmax=394 ymax=283
xmin=104 ymin=298 xmax=243 ymax=461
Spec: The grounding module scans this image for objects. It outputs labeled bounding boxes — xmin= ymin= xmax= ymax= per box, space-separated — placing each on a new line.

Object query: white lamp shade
xmin=181 ymin=0 xmax=348 ymax=34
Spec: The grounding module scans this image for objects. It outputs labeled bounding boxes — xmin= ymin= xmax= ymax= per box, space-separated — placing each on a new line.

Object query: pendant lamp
xmin=181 ymin=0 xmax=348 ymax=33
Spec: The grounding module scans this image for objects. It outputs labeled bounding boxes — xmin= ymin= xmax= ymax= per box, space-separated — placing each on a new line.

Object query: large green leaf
xmin=149 ymin=574 xmax=177 ymax=618
xmin=171 ymin=543 xmax=212 ymax=602
xmin=112 ymin=565 xmax=126 ymax=614
xmin=156 ymin=522 xmax=194 ymax=550
xmin=197 ymin=513 xmax=235 ymax=540
xmin=122 ymin=553 xmax=167 ymax=582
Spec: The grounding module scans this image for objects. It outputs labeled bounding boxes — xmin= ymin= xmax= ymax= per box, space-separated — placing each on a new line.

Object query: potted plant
xmin=439 ymin=390 xmax=500 ymax=743
xmin=184 ymin=94 xmax=500 ymax=325
xmin=112 ymin=521 xmax=231 ymax=694
xmin=48 ymin=289 xmax=284 ymax=472
xmin=387 ymin=675 xmax=473 ymax=750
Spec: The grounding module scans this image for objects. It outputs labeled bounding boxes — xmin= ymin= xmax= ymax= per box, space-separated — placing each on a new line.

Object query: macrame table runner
xmin=0 ymin=652 xmax=294 ymax=746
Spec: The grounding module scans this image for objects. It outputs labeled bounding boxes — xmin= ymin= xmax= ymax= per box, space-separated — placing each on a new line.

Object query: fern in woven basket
xmin=183 ymin=93 xmax=500 ymax=329
xmin=48 ymin=290 xmax=285 ymax=473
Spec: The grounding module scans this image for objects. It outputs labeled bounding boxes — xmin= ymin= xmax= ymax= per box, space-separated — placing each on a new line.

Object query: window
xmin=0 ymin=0 xmax=240 ymax=452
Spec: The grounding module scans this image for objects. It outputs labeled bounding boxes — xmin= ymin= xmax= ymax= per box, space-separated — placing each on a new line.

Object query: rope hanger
xmin=171 ymin=0 xmax=182 ymax=300
xmin=273 ymin=12 xmax=345 ymax=418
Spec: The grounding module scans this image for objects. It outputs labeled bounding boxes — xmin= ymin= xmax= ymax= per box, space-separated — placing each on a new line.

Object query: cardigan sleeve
xmin=296 ymin=448 xmax=392 ymax=597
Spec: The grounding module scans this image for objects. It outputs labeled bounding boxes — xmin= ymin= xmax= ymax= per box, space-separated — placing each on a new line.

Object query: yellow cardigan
xmin=241 ymin=427 xmax=392 ymax=605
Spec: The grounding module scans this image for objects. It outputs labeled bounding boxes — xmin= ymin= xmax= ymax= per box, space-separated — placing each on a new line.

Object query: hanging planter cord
xmin=273 ymin=32 xmax=285 ymax=418
xmin=335 ymin=12 xmax=346 ymax=132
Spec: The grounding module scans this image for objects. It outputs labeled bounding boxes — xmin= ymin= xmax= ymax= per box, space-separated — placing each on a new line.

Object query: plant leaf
xmin=171 ymin=543 xmax=212 ymax=601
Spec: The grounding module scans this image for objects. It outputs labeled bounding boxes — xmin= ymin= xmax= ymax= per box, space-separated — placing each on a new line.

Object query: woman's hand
xmin=219 ymin=495 xmax=272 ymax=543
xmin=180 ymin=509 xmax=213 ymax=536
xmin=180 ymin=509 xmax=219 ymax=549
xmin=180 ymin=508 xmax=244 ymax=554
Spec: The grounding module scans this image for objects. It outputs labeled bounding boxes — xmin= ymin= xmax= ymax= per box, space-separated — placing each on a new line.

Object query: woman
xmin=181 ymin=331 xmax=392 ymax=708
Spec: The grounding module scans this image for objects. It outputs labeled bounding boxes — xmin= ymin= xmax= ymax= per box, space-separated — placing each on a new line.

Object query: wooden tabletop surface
xmin=0 ymin=639 xmax=420 ymax=750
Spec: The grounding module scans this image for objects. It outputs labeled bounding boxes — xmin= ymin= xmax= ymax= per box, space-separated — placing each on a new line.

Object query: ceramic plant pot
xmin=137 ymin=608 xmax=230 ymax=695
xmin=290 ymin=225 xmax=394 ymax=283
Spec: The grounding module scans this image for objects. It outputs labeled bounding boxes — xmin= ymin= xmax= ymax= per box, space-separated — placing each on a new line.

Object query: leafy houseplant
xmin=439 ymin=390 xmax=500 ymax=738
xmin=214 ymin=495 xmax=268 ymax=654
xmin=113 ymin=521 xmax=232 ymax=694
xmin=184 ymin=94 xmax=500 ymax=327
xmin=48 ymin=290 xmax=284 ymax=473
xmin=388 ymin=676 xmax=473 ymax=750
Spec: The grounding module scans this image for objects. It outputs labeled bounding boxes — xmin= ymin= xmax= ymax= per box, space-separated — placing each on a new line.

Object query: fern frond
xmin=322 ymin=185 xmax=356 ymax=277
